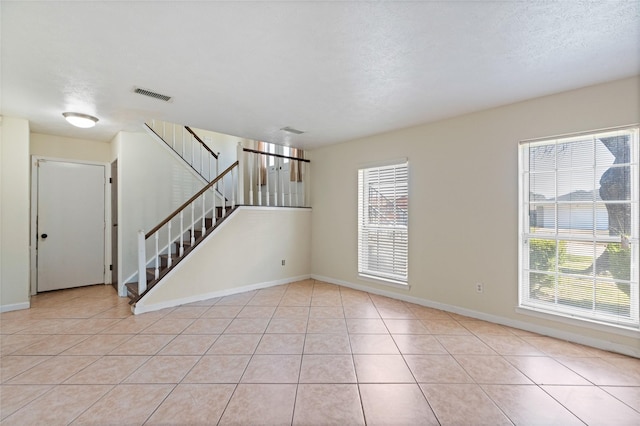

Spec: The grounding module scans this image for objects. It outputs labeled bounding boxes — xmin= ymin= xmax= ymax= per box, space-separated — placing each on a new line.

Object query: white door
xmin=37 ymin=160 xmax=105 ymax=292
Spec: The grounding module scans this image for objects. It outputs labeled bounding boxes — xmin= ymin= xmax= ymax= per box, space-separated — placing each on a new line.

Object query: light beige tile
xmin=265 ymin=318 xmax=308 ymax=333
xmin=459 ymin=320 xmax=515 ymax=336
xmin=70 ymin=384 xmax=174 ymax=425
xmin=310 ymin=295 xmax=343 ymax=306
xmin=404 ymin=354 xmax=473 ymax=383
xmin=555 ymin=356 xmax=640 ymax=386
xmin=423 ymin=320 xmax=471 ymax=335
xmin=0 ymin=384 xmax=53 ymax=420
xmin=343 ymin=304 xmax=381 ymax=319
xmin=602 ymin=386 xmax=640 ymax=412
xmin=224 ymin=318 xmax=270 ymax=334
xmin=477 ymin=335 xmax=545 ymax=356
xmin=522 ymin=336 xmax=594 ymax=357
xmin=201 ymin=305 xmax=243 ymax=318
xmin=273 ymin=306 xmax=310 ymax=318
xmin=182 ymin=318 xmax=232 ymax=334
xmin=360 ymin=383 xmax=439 ymax=425
xmin=0 ymin=356 xmax=50 ymax=383
xmin=206 ymin=333 xmax=262 ymax=354
xmin=436 ymin=335 xmax=496 ymax=355
xmin=353 ymin=354 xmax=414 ymax=383
xmin=420 ymin=383 xmax=512 ymax=425
xmin=109 ymin=334 xmax=174 ymax=355
xmin=12 ymin=334 xmax=89 ymax=355
xmin=158 ymin=334 xmax=218 ymax=355
xmin=219 ymin=384 xmax=296 ymax=425
xmin=346 ymin=318 xmax=388 ymax=334
xmin=483 ymin=384 xmax=583 ymax=425
xmin=255 ymin=333 xmax=305 ymax=354
xmin=407 ymin=306 xmax=452 ymax=320
xmin=61 ymin=334 xmax=132 ymax=355
xmin=7 ymin=355 xmax=99 ymax=384
xmin=216 ymin=292 xmax=256 ymax=306
xmin=505 ymin=356 xmax=591 ymax=385
xmin=237 ymin=306 xmax=276 ymax=318
xmin=299 ymin=354 xmax=357 ymax=383
xmin=183 ymin=355 xmax=251 ymax=383
xmin=376 ymin=306 xmax=417 ymax=319
xmin=304 ymin=333 xmax=352 ymax=354
xmin=124 ymin=355 xmax=200 ymax=384
xmin=350 ymin=334 xmax=399 ymax=354
xmin=384 ymin=319 xmax=430 ymax=334
xmin=65 ymin=355 xmax=148 ymax=384
xmin=15 ymin=318 xmax=81 ymax=334
xmin=241 ymin=354 xmax=301 ymax=383
xmin=310 ymin=306 xmax=344 ymax=318
xmin=293 ymin=384 xmax=364 ymax=426
xmin=1 ymin=384 xmax=111 ymax=426
xmin=163 ymin=306 xmax=209 ymax=319
xmin=141 ymin=317 xmax=195 ymax=334
xmin=0 ymin=334 xmax=45 ymax=356
xmin=454 ymin=355 xmax=532 ymax=384
xmin=307 ymin=317 xmax=348 ymax=334
xmin=100 ymin=317 xmax=158 ymax=334
xmin=543 ymin=385 xmax=640 ymax=425
xmin=146 ymin=383 xmax=235 ymax=425
xmin=392 ymin=334 xmax=448 ymax=355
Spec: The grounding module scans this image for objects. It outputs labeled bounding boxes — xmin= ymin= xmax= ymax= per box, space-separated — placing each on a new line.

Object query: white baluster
xmin=190 ymin=203 xmax=195 ymax=244
xmin=222 ymin=176 xmax=227 ymax=217
xmin=191 ymin=135 xmax=195 ymax=166
xmin=172 ymin=123 xmax=176 ymax=149
xmin=201 ymin=145 xmax=204 ymax=177
xmin=162 ymin=121 xmax=166 ymax=140
xmin=201 ymin=192 xmax=206 ymax=235
xmin=182 ymin=127 xmax=186 ymax=159
xmin=249 ymin=153 xmax=254 ymax=205
xmin=231 ymin=168 xmax=235 ymax=209
xmin=212 ymin=182 xmax=216 ymax=226
xmin=215 ymin=154 xmax=220 ymax=190
xmin=179 ymin=211 xmax=184 ymax=256
xmin=274 ymin=157 xmax=278 ymax=207
xmin=266 ymin=158 xmax=270 ymax=206
xmin=289 ymin=162 xmax=292 ymax=207
xmin=294 ymin=160 xmax=299 ymax=207
xmin=258 ymin=154 xmax=262 ymax=206
xmin=236 ymin=142 xmax=245 ymax=205
xmin=137 ymin=230 xmax=147 ymax=294
xmin=154 ymin=232 xmax=159 ymax=279
xmin=209 ymin=155 xmax=213 ymax=182
xmin=167 ymin=221 xmax=172 ymax=268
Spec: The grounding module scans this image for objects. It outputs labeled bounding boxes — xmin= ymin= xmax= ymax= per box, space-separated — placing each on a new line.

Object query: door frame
xmin=30 ymin=156 xmax=112 ymax=295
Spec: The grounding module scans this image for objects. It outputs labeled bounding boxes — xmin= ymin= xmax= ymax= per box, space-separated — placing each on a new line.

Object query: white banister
xmin=137 ymin=230 xmax=147 ymax=294
xmin=190 ymin=203 xmax=195 ymax=244
xmin=201 ymin=192 xmax=206 ymax=235
xmin=179 ymin=211 xmax=184 ymax=256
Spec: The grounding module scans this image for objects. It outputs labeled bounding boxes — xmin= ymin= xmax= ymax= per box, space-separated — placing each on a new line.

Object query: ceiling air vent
xmin=134 ymin=87 xmax=172 ymax=102
xmin=281 ymin=126 xmax=305 ymax=135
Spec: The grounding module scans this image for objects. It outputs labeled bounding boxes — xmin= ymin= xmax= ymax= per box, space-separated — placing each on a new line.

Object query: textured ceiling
xmin=1 ymin=1 xmax=639 ymax=149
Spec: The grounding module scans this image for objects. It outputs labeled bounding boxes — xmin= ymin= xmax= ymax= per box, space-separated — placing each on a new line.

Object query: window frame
xmin=357 ymin=159 xmax=409 ymax=286
xmin=518 ymin=126 xmax=639 ymax=330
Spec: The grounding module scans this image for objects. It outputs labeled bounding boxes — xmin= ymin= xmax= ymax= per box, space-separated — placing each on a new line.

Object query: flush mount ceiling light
xmin=62 ymin=112 xmax=99 ymax=128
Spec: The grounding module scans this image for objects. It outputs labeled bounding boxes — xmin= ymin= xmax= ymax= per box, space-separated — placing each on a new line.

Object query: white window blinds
xmin=519 ymin=127 xmax=639 ymax=328
xmin=358 ymin=161 xmax=409 ymax=285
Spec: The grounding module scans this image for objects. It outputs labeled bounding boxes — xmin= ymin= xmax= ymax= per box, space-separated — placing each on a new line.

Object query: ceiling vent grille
xmin=281 ymin=126 xmax=305 ymax=135
xmin=134 ymin=87 xmax=172 ymax=102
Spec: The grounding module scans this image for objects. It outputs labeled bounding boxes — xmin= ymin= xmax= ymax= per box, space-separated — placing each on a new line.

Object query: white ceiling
xmin=1 ymin=1 xmax=638 ymax=150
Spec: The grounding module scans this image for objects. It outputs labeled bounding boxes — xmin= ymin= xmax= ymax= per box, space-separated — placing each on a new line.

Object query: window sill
xmin=516 ymin=305 xmax=640 ymax=338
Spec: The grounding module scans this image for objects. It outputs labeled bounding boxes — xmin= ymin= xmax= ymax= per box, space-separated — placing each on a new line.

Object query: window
xmin=358 ymin=160 xmax=409 ymax=285
xmin=519 ymin=127 xmax=639 ymax=328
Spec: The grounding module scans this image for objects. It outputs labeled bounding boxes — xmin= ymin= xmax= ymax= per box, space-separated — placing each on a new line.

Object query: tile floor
xmin=1 ymin=279 xmax=639 ymax=425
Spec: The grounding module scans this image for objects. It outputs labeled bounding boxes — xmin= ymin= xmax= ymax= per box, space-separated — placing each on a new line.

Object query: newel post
xmin=137 ymin=230 xmax=147 ymax=294
xmin=236 ymin=142 xmax=245 ymax=205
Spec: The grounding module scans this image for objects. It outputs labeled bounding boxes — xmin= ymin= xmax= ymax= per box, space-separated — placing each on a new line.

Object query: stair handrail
xmin=145 ymin=120 xmax=220 ymax=183
xmin=137 ymin=160 xmax=239 ymax=295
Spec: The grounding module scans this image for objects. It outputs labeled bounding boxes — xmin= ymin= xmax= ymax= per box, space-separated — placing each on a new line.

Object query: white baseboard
xmin=312 ymin=274 xmax=640 ymax=359
xmin=132 ymin=274 xmax=311 ymax=315
xmin=1 ymin=301 xmax=30 ymax=313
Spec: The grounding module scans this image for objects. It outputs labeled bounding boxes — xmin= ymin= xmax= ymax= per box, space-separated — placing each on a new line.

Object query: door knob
xmin=41 ymin=233 xmax=48 ymax=239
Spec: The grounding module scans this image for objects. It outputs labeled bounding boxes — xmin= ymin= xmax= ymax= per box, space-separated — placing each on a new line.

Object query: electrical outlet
xmin=281 ymin=259 xmax=286 ymax=266
xmin=475 ymin=282 xmax=484 ymax=293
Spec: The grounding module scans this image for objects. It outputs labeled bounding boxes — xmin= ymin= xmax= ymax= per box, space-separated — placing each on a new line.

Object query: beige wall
xmin=310 ymin=76 xmax=640 ymax=356
xmin=30 ymin=133 xmax=111 ymax=163
xmin=0 ymin=117 xmax=31 ymax=310
xmin=134 ymin=207 xmax=311 ymax=312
